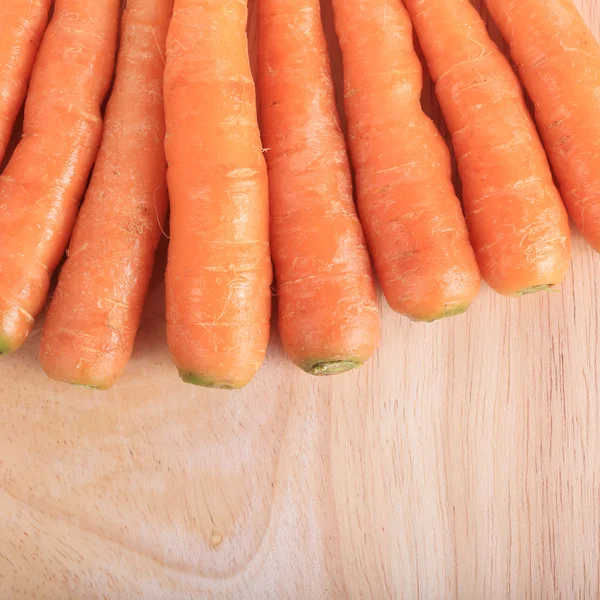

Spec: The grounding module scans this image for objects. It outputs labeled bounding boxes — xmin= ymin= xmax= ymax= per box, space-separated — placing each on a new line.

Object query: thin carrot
xmin=39 ymin=0 xmax=173 ymax=390
xmin=0 ymin=0 xmax=51 ymax=165
xmin=164 ymin=0 xmax=272 ymax=389
xmin=485 ymin=0 xmax=600 ymax=253
xmin=0 ymin=0 xmax=120 ymax=355
xmin=402 ymin=0 xmax=571 ymax=296
xmin=258 ymin=0 xmax=380 ymax=374
xmin=331 ymin=0 xmax=481 ymax=320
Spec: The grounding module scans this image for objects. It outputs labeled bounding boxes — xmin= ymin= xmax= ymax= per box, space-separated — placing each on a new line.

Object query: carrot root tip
xmin=71 ymin=382 xmax=107 ymax=391
xmin=409 ymin=302 xmax=471 ymax=323
xmin=0 ymin=336 xmax=16 ymax=355
xmin=42 ymin=372 xmax=113 ymax=390
xmin=178 ymin=370 xmax=240 ymax=390
xmin=303 ymin=360 xmax=363 ymax=376
xmin=515 ymin=285 xmax=552 ymax=296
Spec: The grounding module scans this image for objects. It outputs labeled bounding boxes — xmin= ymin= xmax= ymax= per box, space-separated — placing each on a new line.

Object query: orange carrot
xmin=0 ymin=0 xmax=51 ymax=165
xmin=485 ymin=0 xmax=600 ymax=252
xmin=258 ymin=0 xmax=380 ymax=374
xmin=403 ymin=0 xmax=571 ymax=296
xmin=39 ymin=0 xmax=173 ymax=389
xmin=331 ymin=0 xmax=481 ymax=320
xmin=164 ymin=0 xmax=272 ymax=389
xmin=0 ymin=0 xmax=120 ymax=355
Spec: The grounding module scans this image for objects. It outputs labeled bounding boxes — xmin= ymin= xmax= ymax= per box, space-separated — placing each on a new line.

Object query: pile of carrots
xmin=0 ymin=0 xmax=598 ymax=390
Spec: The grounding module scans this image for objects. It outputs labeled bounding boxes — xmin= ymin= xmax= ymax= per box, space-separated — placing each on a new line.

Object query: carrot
xmin=164 ymin=0 xmax=272 ymax=389
xmin=0 ymin=0 xmax=120 ymax=355
xmin=257 ymin=0 xmax=380 ymax=374
xmin=402 ymin=0 xmax=571 ymax=296
xmin=0 ymin=0 xmax=51 ymax=165
xmin=331 ymin=0 xmax=481 ymax=320
xmin=484 ymin=0 xmax=600 ymax=253
xmin=39 ymin=0 xmax=173 ymax=390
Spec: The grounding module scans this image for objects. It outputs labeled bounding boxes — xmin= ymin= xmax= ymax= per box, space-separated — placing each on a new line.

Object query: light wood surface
xmin=1 ymin=1 xmax=599 ymax=598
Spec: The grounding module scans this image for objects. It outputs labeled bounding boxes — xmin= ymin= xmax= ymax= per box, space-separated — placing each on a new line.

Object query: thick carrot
xmin=39 ymin=0 xmax=173 ymax=390
xmin=402 ymin=0 xmax=571 ymax=296
xmin=0 ymin=0 xmax=51 ymax=165
xmin=164 ymin=0 xmax=272 ymax=389
xmin=0 ymin=0 xmax=120 ymax=355
xmin=331 ymin=0 xmax=481 ymax=320
xmin=485 ymin=0 xmax=600 ymax=252
xmin=258 ymin=0 xmax=380 ymax=374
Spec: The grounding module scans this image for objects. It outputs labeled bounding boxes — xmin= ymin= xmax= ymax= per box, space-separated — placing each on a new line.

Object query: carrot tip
xmin=42 ymin=372 xmax=113 ymax=390
xmin=0 ymin=335 xmax=16 ymax=355
xmin=178 ymin=370 xmax=242 ymax=390
xmin=515 ymin=285 xmax=552 ymax=296
xmin=409 ymin=302 xmax=471 ymax=323
xmin=303 ymin=360 xmax=363 ymax=376
xmin=71 ymin=382 xmax=107 ymax=391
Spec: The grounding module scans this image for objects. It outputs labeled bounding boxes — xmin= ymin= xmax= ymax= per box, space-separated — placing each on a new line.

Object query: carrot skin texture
xmin=165 ymin=0 xmax=272 ymax=389
xmin=0 ymin=0 xmax=120 ymax=354
xmin=403 ymin=0 xmax=571 ymax=296
xmin=39 ymin=0 xmax=173 ymax=389
xmin=0 ymin=0 xmax=51 ymax=164
xmin=485 ymin=0 xmax=600 ymax=253
xmin=331 ymin=0 xmax=481 ymax=320
xmin=258 ymin=0 xmax=380 ymax=374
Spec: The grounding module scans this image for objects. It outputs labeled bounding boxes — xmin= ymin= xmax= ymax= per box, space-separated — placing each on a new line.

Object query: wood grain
xmin=1 ymin=1 xmax=600 ymax=598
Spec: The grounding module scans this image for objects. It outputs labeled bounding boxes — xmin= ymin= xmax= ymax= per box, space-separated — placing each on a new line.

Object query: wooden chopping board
xmin=1 ymin=1 xmax=599 ymax=598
